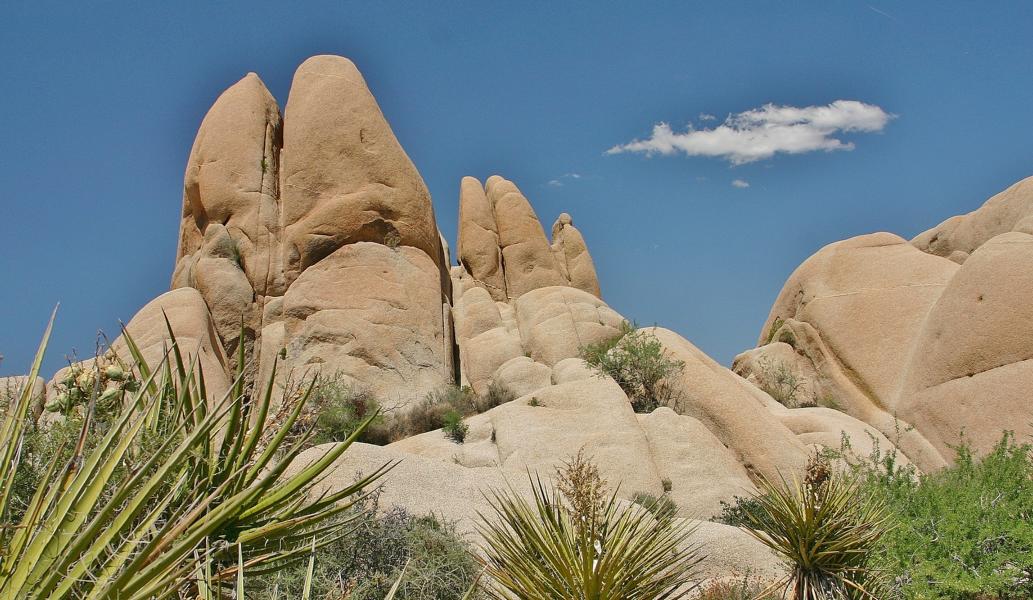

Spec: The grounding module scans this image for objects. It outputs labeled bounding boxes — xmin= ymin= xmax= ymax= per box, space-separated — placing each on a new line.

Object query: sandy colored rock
xmin=279 ymin=55 xmax=445 ymax=285
xmin=898 ymin=232 xmax=1033 ymax=457
xmin=737 ymin=320 xmax=947 ymax=472
xmin=688 ymin=519 xmax=783 ymax=584
xmin=913 ymin=176 xmax=1033 ymax=259
xmin=514 ymin=286 xmax=624 ymax=366
xmin=777 ymin=406 xmax=911 ymax=468
xmin=457 ymin=176 xmax=507 ymax=300
xmin=48 ymin=288 xmax=231 ymax=408
xmin=638 ymin=408 xmax=757 ymax=519
xmin=551 ymin=213 xmax=602 ymax=298
xmin=280 ymin=243 xmax=451 ymax=408
xmin=760 ymin=232 xmax=958 ymax=411
xmin=175 ymin=72 xmax=282 ymax=296
xmin=648 ymin=327 xmax=809 ymax=482
xmin=491 ymin=356 xmax=552 ymax=398
xmin=491 ymin=179 xmax=567 ymax=298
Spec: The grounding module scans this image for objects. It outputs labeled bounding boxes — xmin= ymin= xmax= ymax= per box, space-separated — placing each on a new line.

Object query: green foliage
xmin=631 ymin=491 xmax=678 ymax=521
xmin=309 ymin=377 xmax=389 ymax=445
xmin=479 ymin=380 xmax=517 ymax=412
xmin=477 ymin=452 xmax=702 ymax=599
xmin=716 ymin=494 xmax=775 ymax=533
xmin=580 ymin=321 xmax=685 ymax=413
xmin=741 ymin=454 xmax=891 ymax=599
xmin=393 ymin=382 xmax=514 ymax=442
xmin=859 ymin=434 xmax=1033 ymax=599
xmin=697 ymin=574 xmax=780 ymax=600
xmin=0 ymin=313 xmax=387 ymax=598
xmin=443 ymin=410 xmax=469 ymax=444
xmin=757 ymin=357 xmax=807 ymax=408
xmin=251 ymin=488 xmax=483 ymax=600
xmin=764 ymin=317 xmax=785 ymax=344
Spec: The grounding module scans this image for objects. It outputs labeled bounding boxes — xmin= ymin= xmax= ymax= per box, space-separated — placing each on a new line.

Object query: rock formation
xmin=22 ymin=54 xmax=1033 ymax=584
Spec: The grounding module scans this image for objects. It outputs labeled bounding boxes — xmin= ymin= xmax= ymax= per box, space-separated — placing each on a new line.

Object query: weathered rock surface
xmin=169 ymin=55 xmax=454 ymax=409
xmin=279 ymin=243 xmax=452 ymax=405
xmin=897 ymin=232 xmax=1033 ymax=457
xmin=47 ymin=288 xmax=231 ymax=407
xmin=551 ymin=213 xmax=602 ymax=297
xmin=913 ymin=176 xmax=1033 ymax=260
xmin=648 ymin=327 xmax=810 ymax=482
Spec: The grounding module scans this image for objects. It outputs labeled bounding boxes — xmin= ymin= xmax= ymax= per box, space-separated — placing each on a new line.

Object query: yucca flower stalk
xmin=742 ymin=459 xmax=891 ymax=600
xmin=477 ymin=472 xmax=701 ymax=600
xmin=0 ymin=311 xmax=392 ymax=599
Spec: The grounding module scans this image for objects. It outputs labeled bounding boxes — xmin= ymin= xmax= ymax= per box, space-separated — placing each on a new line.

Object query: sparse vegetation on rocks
xmin=581 ymin=321 xmax=685 ymax=413
xmin=477 ymin=451 xmax=702 ymax=599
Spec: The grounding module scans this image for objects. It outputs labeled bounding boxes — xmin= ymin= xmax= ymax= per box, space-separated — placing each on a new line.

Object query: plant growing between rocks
xmin=0 ymin=314 xmax=389 ymax=598
xmin=477 ymin=450 xmax=701 ymax=599
xmin=580 ymin=321 xmax=685 ymax=413
xmin=741 ymin=453 xmax=890 ymax=600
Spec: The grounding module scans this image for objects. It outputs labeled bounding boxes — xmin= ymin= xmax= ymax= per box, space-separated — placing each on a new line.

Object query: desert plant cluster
xmin=580 ymin=322 xmax=686 ymax=413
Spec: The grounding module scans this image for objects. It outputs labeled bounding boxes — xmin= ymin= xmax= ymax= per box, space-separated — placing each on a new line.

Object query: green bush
xmin=309 ymin=377 xmax=390 ymax=445
xmin=391 ymin=382 xmax=514 ymax=442
xmin=251 ymin=488 xmax=482 ymax=600
xmin=443 ymin=409 xmax=469 ymax=444
xmin=756 ymin=357 xmax=807 ymax=408
xmin=697 ymin=574 xmax=780 ymax=600
xmin=0 ymin=316 xmax=383 ymax=598
xmin=862 ymin=433 xmax=1033 ymax=599
xmin=631 ymin=491 xmax=678 ymax=521
xmin=580 ymin=321 xmax=685 ymax=413
xmin=741 ymin=453 xmax=891 ymax=599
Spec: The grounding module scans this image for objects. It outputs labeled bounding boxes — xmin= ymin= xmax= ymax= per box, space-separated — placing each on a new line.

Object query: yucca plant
xmin=0 ymin=310 xmax=392 ymax=599
xmin=476 ymin=468 xmax=701 ymax=599
xmin=741 ymin=457 xmax=890 ymax=600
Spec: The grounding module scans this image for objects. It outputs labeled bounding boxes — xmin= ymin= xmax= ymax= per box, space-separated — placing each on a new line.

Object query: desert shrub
xmin=443 ymin=409 xmax=469 ymax=444
xmin=697 ymin=574 xmax=780 ymax=600
xmin=580 ymin=321 xmax=685 ymax=413
xmin=741 ymin=453 xmax=890 ymax=599
xmin=251 ymin=487 xmax=482 ymax=600
xmin=764 ymin=317 xmax=786 ymax=344
xmin=757 ymin=357 xmax=806 ymax=408
xmin=715 ymin=494 xmax=775 ymax=533
xmin=390 ymin=382 xmax=513 ymax=442
xmin=0 ymin=317 xmax=383 ymax=598
xmin=631 ymin=491 xmax=678 ymax=521
xmin=309 ymin=376 xmax=390 ymax=445
xmin=478 ymin=451 xmax=702 ymax=598
xmin=476 ymin=379 xmax=516 ymax=412
xmin=860 ymin=433 xmax=1033 ymax=599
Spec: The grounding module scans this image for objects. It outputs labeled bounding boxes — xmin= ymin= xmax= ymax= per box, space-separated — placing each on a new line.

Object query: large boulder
xmin=456 ymin=176 xmax=507 ymax=300
xmin=279 ymin=243 xmax=451 ymax=408
xmin=279 ymin=55 xmax=446 ymax=284
xmin=897 ymin=232 xmax=1033 ymax=457
xmin=514 ymin=286 xmax=624 ymax=366
xmin=913 ymin=176 xmax=1033 ymax=260
xmin=172 ymin=56 xmax=455 ymax=408
xmin=47 ymin=288 xmax=232 ymax=408
xmin=172 ymin=72 xmax=281 ymax=362
xmin=760 ymin=233 xmax=958 ymax=411
xmin=551 ymin=213 xmax=602 ymax=298
xmin=647 ymin=327 xmax=810 ymax=482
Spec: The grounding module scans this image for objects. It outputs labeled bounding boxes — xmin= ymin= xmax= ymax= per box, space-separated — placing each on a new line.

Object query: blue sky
xmin=3 ymin=1 xmax=1033 ymax=375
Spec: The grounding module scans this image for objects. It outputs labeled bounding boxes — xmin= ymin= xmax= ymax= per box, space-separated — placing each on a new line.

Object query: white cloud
xmin=731 ymin=179 xmax=750 ymax=188
xmin=698 ymin=113 xmax=717 ymax=121
xmin=547 ymin=172 xmax=582 ymax=187
xmin=607 ymin=100 xmax=894 ymax=165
